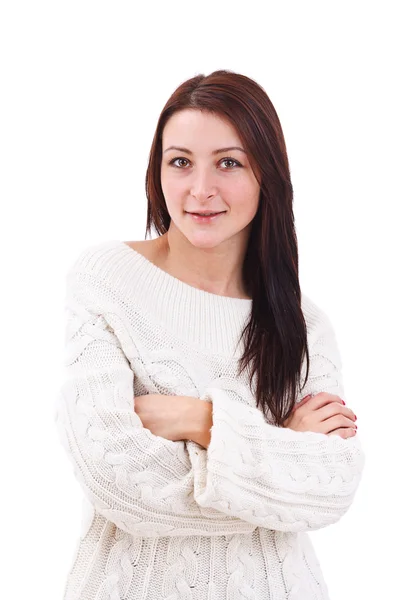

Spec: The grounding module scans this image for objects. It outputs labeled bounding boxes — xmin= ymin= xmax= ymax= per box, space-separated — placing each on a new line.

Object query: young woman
xmin=55 ymin=69 xmax=365 ymax=599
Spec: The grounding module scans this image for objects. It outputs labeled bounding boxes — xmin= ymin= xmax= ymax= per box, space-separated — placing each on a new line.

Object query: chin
xmin=185 ymin=234 xmax=228 ymax=250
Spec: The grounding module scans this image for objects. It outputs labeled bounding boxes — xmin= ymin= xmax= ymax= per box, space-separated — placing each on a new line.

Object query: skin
xmin=284 ymin=393 xmax=357 ymax=437
xmin=132 ymin=109 xmax=357 ymax=446
xmin=134 ymin=394 xmax=213 ymax=448
xmin=135 ymin=109 xmax=261 ymax=447
xmin=156 ymin=108 xmax=261 ymax=299
xmin=134 ymin=392 xmax=357 ymax=448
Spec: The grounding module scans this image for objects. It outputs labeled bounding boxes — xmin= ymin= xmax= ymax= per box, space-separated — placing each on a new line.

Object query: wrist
xmin=185 ymin=398 xmax=213 ymax=449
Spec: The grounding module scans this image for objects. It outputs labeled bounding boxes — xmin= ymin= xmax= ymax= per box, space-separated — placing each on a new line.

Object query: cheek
xmin=228 ymin=180 xmax=259 ymax=212
xmin=161 ymin=181 xmax=185 ymax=216
xmin=161 ymin=174 xmax=186 ymax=200
xmin=225 ymin=174 xmax=257 ymax=195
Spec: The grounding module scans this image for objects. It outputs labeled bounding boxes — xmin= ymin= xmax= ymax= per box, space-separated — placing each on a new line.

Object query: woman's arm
xmin=133 ymin=393 xmax=213 ymax=449
xmin=184 ymin=400 xmax=213 ymax=449
xmin=183 ymin=314 xmax=366 ymax=533
xmin=54 ymin=272 xmax=256 ymax=538
xmin=132 ymin=393 xmax=212 ymax=446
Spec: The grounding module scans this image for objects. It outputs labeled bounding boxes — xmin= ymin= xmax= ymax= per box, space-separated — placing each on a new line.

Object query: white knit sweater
xmin=54 ymin=239 xmax=365 ymax=600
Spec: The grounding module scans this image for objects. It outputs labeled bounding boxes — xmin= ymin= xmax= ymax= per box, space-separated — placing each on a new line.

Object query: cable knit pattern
xmin=188 ymin=379 xmax=364 ymax=532
xmin=54 ymin=239 xmax=365 ymax=600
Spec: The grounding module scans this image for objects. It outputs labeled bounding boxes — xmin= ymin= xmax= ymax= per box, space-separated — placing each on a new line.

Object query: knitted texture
xmin=54 ymin=240 xmax=365 ymax=600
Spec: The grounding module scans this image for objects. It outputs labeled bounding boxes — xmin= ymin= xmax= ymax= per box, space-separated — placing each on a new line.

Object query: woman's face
xmin=160 ymin=109 xmax=261 ymax=250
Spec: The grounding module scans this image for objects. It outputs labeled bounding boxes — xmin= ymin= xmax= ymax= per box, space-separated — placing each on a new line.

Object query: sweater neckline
xmin=86 ymin=240 xmax=254 ymax=357
xmin=72 ymin=240 xmax=254 ymax=356
xmin=119 ymin=240 xmax=254 ymax=307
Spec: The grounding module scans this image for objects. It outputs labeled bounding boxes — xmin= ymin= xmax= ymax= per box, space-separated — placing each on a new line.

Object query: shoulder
xmin=301 ymin=292 xmax=338 ymax=346
xmin=301 ymin=292 xmax=329 ymax=324
xmin=122 ymin=239 xmax=159 ymax=262
xmin=299 ymin=293 xmax=345 ymax=398
xmin=66 ymin=239 xmax=157 ymax=275
xmin=64 ymin=238 xmax=164 ymax=310
xmin=66 ymin=239 xmax=119 ymax=274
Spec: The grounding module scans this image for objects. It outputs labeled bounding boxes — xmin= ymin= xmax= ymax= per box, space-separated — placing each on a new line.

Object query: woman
xmin=55 ymin=69 xmax=365 ymax=599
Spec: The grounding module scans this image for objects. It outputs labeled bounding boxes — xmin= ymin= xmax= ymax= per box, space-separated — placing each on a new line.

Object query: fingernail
xmin=342 ymin=400 xmax=346 ymax=405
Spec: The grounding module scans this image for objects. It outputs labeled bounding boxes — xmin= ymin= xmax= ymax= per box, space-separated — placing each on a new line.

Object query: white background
xmin=1 ymin=1 xmax=398 ymax=598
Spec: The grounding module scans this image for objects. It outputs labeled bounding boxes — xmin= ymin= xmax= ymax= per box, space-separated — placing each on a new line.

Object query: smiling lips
xmin=186 ymin=211 xmax=226 ymax=222
xmin=187 ymin=211 xmax=225 ymax=215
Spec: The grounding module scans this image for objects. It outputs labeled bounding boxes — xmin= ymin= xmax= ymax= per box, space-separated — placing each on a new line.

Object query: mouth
xmin=185 ymin=211 xmax=226 ymax=223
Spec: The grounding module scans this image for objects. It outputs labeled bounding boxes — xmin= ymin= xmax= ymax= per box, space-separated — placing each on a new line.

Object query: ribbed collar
xmin=71 ymin=239 xmax=253 ymax=358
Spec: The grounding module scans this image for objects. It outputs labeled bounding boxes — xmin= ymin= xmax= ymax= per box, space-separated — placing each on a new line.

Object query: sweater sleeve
xmin=54 ymin=270 xmax=256 ymax=538
xmin=187 ymin=311 xmax=366 ymax=533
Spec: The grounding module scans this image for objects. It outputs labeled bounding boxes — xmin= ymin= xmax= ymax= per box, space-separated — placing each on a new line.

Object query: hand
xmin=283 ymin=392 xmax=358 ymax=438
xmin=133 ymin=393 xmax=193 ymax=442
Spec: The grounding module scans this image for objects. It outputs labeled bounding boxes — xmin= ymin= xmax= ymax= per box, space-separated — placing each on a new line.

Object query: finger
xmin=325 ymin=415 xmax=357 ymax=431
xmin=327 ymin=427 xmax=357 ymax=438
xmin=318 ymin=403 xmax=356 ymax=422
xmin=305 ymin=392 xmax=344 ymax=411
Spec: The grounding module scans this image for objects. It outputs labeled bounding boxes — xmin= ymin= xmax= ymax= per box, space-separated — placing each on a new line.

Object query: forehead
xmin=162 ymin=109 xmax=241 ymax=145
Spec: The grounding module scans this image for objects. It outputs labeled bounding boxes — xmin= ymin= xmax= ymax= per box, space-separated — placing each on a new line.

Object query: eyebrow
xmin=163 ymin=145 xmax=247 ymax=155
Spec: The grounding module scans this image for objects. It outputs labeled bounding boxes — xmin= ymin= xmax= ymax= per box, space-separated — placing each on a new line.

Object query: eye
xmin=220 ymin=158 xmax=242 ymax=169
xmin=169 ymin=157 xmax=190 ymax=168
xmin=168 ymin=157 xmax=242 ymax=169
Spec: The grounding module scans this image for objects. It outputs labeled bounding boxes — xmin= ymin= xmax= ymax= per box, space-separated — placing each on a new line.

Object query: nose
xmin=190 ymin=168 xmax=218 ymax=200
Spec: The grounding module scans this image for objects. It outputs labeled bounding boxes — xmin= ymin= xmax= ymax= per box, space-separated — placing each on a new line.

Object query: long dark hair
xmin=144 ymin=69 xmax=310 ymax=427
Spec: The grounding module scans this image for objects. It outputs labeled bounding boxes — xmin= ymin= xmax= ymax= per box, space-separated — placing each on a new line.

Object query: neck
xmin=154 ymin=224 xmax=251 ymax=300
